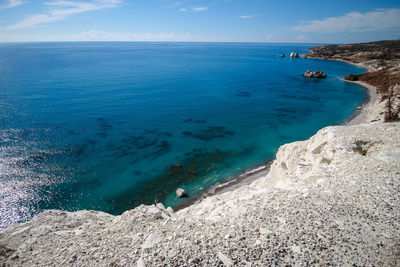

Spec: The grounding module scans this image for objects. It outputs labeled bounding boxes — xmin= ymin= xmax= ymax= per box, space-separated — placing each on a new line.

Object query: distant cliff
xmin=304 ymin=39 xmax=400 ymax=71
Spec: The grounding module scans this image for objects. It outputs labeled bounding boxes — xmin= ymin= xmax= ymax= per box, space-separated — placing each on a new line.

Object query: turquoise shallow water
xmin=0 ymin=42 xmax=366 ymax=228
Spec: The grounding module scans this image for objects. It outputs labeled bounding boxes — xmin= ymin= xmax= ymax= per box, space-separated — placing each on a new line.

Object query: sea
xmin=0 ymin=42 xmax=366 ymax=229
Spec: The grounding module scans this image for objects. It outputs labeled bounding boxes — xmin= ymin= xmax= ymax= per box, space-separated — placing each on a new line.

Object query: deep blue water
xmin=0 ymin=42 xmax=366 ymax=228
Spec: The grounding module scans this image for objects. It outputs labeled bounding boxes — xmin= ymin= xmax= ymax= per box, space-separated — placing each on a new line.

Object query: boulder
xmin=290 ymin=52 xmax=299 ymax=58
xmin=146 ymin=205 xmax=163 ymax=219
xmin=344 ymin=73 xmax=358 ymax=81
xmin=314 ymin=69 xmax=327 ymax=78
xmin=281 ymin=53 xmax=285 ymax=57
xmin=303 ymin=70 xmax=314 ymax=78
xmin=302 ymin=69 xmax=327 ymax=78
xmin=176 ymin=188 xmax=186 ymax=197
xmin=142 ymin=233 xmax=159 ymax=249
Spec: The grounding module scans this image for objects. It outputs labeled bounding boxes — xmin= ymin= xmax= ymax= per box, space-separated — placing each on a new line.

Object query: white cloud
xmin=179 ymin=8 xmax=187 ymax=12
xmin=239 ymin=15 xmax=256 ymax=19
xmin=0 ymin=29 xmax=192 ymax=42
xmin=80 ymin=30 xmax=192 ymax=41
xmin=0 ymin=0 xmax=24 ymax=9
xmin=294 ymin=8 xmax=400 ymax=33
xmin=4 ymin=0 xmax=123 ymax=30
xmin=192 ymin=6 xmax=207 ymax=12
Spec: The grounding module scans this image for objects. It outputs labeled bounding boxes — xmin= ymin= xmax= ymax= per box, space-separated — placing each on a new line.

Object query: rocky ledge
xmin=1 ymin=123 xmax=400 ymax=265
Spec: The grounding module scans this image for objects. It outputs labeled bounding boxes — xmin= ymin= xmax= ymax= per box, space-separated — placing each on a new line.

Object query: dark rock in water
xmin=124 ymin=135 xmax=158 ymax=149
xmin=155 ymin=140 xmax=170 ymax=148
xmin=67 ymin=130 xmax=81 ymax=136
xmin=281 ymin=53 xmax=285 ymax=57
xmin=236 ymin=91 xmax=251 ymax=97
xmin=344 ymin=73 xmax=359 ymax=81
xmin=182 ymin=131 xmax=194 ymax=137
xmin=182 ymin=126 xmax=234 ymax=141
xmin=303 ymin=69 xmax=327 ymax=78
xmin=143 ymin=129 xmax=172 ymax=137
xmin=290 ymin=52 xmax=299 ymax=58
xmin=97 ymin=118 xmax=113 ymax=131
xmin=176 ymin=188 xmax=186 ymax=197
xmin=106 ymin=146 xmax=254 ymax=214
xmin=183 ymin=119 xmax=207 ymax=124
xmin=97 ymin=131 xmax=108 ymax=138
xmin=85 ymin=139 xmax=97 ymax=145
xmin=150 ymin=140 xmax=172 ymax=159
xmin=303 ymin=70 xmax=313 ymax=78
xmin=314 ymin=69 xmax=327 ymax=78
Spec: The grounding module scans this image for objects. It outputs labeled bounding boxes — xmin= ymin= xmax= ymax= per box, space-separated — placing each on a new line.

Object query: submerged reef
xmin=182 ymin=126 xmax=234 ymax=141
xmin=106 ymin=147 xmax=252 ymax=214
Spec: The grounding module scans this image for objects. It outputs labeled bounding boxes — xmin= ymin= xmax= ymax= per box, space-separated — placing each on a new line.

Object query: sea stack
xmin=303 ymin=69 xmax=327 ymax=78
xmin=290 ymin=52 xmax=299 ymax=58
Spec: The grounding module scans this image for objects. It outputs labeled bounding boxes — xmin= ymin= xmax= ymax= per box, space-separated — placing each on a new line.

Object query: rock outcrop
xmin=290 ymin=52 xmax=299 ymax=58
xmin=344 ymin=73 xmax=358 ymax=81
xmin=303 ymin=69 xmax=327 ymax=78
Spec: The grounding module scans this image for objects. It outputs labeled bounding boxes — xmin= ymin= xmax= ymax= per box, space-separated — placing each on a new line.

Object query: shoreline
xmin=175 ymin=62 xmax=377 ymax=212
xmin=303 ymin=56 xmax=377 ymax=72
xmin=343 ymin=80 xmax=380 ymax=125
xmin=2 ymin=44 xmax=400 ymax=265
xmin=174 ymin=160 xmax=272 ymax=212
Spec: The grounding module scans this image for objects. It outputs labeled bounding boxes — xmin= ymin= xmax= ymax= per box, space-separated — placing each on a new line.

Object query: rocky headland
xmin=304 ymin=39 xmax=400 ymax=71
xmin=1 ymin=41 xmax=400 ymax=266
xmin=306 ymin=39 xmax=400 ymax=122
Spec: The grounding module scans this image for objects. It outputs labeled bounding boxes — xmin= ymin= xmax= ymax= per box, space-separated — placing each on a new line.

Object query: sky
xmin=0 ymin=0 xmax=399 ymax=43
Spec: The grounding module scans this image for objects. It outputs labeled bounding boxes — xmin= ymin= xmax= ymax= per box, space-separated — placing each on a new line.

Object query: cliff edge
xmin=1 ymin=122 xmax=399 ymax=265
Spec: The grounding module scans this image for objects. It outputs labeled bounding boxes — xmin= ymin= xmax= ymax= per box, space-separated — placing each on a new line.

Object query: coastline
xmin=2 ymin=43 xmax=400 ymax=265
xmin=3 ymin=104 xmax=398 ymax=265
xmin=303 ymin=55 xmax=377 ymax=72
xmin=343 ymin=80 xmax=381 ymax=125
xmin=174 ymin=62 xmax=377 ymax=211
xmin=174 ymin=160 xmax=272 ymax=212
